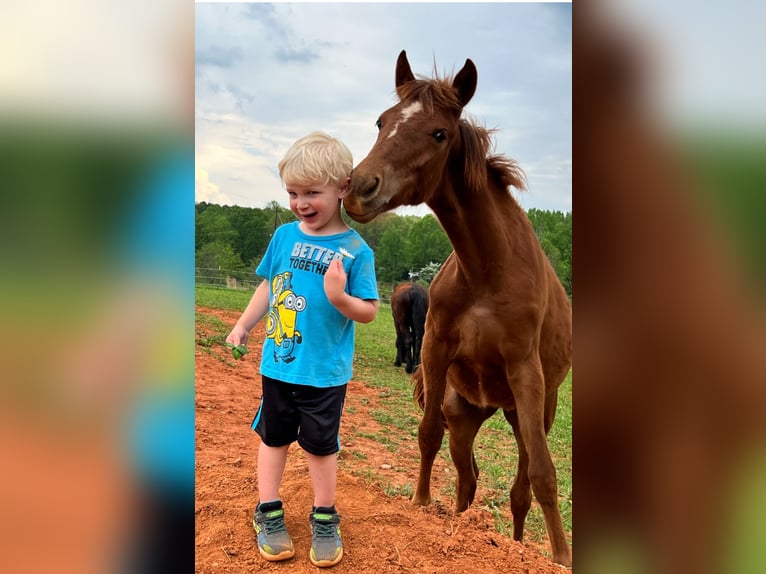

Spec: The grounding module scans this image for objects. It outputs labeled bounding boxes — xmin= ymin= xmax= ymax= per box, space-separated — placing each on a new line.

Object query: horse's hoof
xmin=554 ymin=552 xmax=572 ymax=568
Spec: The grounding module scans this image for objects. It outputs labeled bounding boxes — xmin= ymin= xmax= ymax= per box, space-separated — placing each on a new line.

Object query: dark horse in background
xmin=390 ymin=282 xmax=430 ymax=374
xmin=343 ymin=51 xmax=572 ymax=566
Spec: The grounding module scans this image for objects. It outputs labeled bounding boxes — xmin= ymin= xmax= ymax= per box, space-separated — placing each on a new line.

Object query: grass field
xmin=196 ymin=284 xmax=572 ymax=545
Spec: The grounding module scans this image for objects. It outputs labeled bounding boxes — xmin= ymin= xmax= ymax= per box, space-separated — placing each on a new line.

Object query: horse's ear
xmin=453 ymin=58 xmax=477 ymax=108
xmin=395 ymin=50 xmax=415 ymax=92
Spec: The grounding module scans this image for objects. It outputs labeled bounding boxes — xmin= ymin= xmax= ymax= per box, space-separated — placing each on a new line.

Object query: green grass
xmin=196 ymin=285 xmax=254 ymax=310
xmin=384 ymin=481 xmax=415 ymax=499
xmin=197 ymin=285 xmax=572 ymax=548
xmin=194 ymin=286 xmax=254 ymax=364
xmin=195 ymin=312 xmax=228 ymax=345
xmin=194 ymin=310 xmax=239 ymax=366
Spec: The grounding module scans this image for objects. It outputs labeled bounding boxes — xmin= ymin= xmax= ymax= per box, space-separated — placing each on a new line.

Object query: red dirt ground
xmin=195 ymin=306 xmax=569 ymax=573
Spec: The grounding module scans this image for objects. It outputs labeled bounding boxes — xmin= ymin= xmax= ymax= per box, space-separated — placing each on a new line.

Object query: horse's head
xmin=344 ymin=50 xmax=477 ymax=223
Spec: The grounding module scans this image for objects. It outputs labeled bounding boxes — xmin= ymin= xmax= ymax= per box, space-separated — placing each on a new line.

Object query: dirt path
xmin=195 ymin=306 xmax=567 ymax=573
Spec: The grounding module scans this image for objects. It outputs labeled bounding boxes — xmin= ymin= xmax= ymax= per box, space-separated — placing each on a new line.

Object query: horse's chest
xmin=451 ymin=305 xmax=508 ymax=354
xmin=448 ymin=307 xmax=515 ymax=407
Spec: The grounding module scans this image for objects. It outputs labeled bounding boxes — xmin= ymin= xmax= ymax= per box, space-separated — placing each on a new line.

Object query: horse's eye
xmin=375 ymin=119 xmax=382 ymax=130
xmin=432 ymin=129 xmax=447 ymax=142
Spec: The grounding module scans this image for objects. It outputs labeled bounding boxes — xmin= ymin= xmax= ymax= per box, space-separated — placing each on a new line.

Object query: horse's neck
xmin=429 ymin=176 xmax=519 ymax=287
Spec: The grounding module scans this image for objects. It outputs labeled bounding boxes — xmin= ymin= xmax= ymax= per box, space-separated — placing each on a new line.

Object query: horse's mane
xmin=460 ymin=121 xmax=527 ymax=197
xmin=397 ymin=75 xmax=527 ymax=197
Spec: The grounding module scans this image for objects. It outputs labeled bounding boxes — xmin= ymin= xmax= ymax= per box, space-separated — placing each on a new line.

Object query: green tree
xmin=345 ymin=211 xmax=395 ymax=252
xmin=195 ymin=240 xmax=247 ymax=285
xmin=406 ymin=214 xmax=452 ymax=272
xmin=195 ymin=204 xmax=238 ymax=252
xmin=225 ymin=205 xmax=272 ymax=268
xmin=527 ymin=208 xmax=572 ymax=296
xmin=194 ymin=201 xmax=574 ymax=298
xmin=263 ymin=201 xmax=297 ymax=230
xmin=415 ymin=261 xmax=443 ymax=284
xmin=375 ymin=216 xmax=417 ymax=282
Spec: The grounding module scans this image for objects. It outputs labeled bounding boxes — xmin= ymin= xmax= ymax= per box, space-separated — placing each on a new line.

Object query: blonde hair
xmin=278 ymin=131 xmax=353 ymax=188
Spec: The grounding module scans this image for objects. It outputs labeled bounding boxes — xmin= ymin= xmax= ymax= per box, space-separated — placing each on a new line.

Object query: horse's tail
xmin=411 ymin=365 xmax=448 ymax=429
xmin=411 ymin=365 xmax=426 ymax=411
xmin=410 ymin=288 xmax=428 ymax=334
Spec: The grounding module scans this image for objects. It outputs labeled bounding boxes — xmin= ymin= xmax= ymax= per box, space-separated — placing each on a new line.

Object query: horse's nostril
xmin=361 ymin=176 xmax=380 ymax=197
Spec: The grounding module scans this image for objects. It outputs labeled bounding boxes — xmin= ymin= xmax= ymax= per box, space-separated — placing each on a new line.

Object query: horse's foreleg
xmin=504 ymin=409 xmax=532 ymax=541
xmin=510 ymin=361 xmax=571 ymax=567
xmin=445 ymin=390 xmax=494 ymax=512
xmin=412 ymin=343 xmax=448 ymax=507
xmin=412 ymin=402 xmax=444 ymax=506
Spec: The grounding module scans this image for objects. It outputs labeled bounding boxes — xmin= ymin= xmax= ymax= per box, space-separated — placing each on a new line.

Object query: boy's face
xmin=286 ymin=180 xmax=348 ymax=235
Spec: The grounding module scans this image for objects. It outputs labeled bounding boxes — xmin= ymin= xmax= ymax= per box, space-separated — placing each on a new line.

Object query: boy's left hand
xmin=323 ymin=259 xmax=347 ymax=304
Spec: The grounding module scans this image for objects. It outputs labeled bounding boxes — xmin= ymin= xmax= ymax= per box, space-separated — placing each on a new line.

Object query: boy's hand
xmin=323 ymin=259 xmax=347 ymax=305
xmin=226 ymin=324 xmax=250 ymax=347
xmin=226 ymin=325 xmax=251 ymax=360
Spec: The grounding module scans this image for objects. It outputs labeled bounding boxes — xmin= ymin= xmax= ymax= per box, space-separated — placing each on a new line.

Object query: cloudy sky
xmin=599 ymin=0 xmax=766 ymax=129
xmin=195 ymin=2 xmax=572 ymax=215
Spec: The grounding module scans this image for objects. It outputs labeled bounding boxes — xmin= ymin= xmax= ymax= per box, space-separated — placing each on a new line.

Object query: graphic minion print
xmin=265 ymin=271 xmax=306 ymax=363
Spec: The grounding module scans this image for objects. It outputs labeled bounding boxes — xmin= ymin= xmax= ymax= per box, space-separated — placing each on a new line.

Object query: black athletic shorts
xmin=251 ymin=375 xmax=347 ymax=456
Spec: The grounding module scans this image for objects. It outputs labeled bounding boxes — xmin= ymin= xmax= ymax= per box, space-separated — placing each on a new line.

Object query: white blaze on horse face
xmin=387 ymin=101 xmax=423 ymax=139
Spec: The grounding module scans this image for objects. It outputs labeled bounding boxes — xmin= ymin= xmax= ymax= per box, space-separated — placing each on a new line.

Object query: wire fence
xmin=195 ymin=267 xmax=261 ymax=292
xmin=195 ymin=267 xmax=398 ymax=304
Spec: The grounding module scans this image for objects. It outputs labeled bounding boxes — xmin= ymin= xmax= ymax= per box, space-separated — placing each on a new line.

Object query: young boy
xmin=226 ymin=132 xmax=378 ymax=567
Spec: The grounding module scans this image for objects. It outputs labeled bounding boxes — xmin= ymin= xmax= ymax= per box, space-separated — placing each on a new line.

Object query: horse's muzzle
xmin=351 ymin=174 xmax=380 ymax=198
xmin=344 ymin=174 xmax=386 ymax=222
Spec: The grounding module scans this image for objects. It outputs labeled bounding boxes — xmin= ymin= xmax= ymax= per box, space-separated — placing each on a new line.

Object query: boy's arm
xmin=331 ymin=294 xmax=379 ymax=324
xmin=226 ymin=280 xmax=269 ymax=346
xmin=324 ymin=259 xmax=379 ymax=324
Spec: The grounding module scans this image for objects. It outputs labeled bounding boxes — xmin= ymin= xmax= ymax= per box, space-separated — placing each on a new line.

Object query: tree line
xmin=196 ymin=201 xmax=571 ymax=297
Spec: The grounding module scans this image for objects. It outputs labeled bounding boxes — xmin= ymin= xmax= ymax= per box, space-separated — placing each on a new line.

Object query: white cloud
xmin=195 ymin=166 xmax=230 ymax=205
xmin=195 ymin=2 xmax=572 ymax=213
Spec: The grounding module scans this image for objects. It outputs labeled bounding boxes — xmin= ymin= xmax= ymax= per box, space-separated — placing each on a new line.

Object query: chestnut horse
xmin=390 ymin=282 xmax=430 ymax=374
xmin=343 ymin=51 xmax=572 ymax=566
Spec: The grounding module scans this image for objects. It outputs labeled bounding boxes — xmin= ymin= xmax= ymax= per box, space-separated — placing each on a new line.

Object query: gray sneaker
xmin=252 ymin=501 xmax=295 ymax=562
xmin=309 ymin=507 xmax=343 ymax=567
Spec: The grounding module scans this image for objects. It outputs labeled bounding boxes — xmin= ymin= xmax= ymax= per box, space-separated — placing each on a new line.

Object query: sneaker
xmin=309 ymin=507 xmax=343 ymax=567
xmin=252 ymin=501 xmax=295 ymax=562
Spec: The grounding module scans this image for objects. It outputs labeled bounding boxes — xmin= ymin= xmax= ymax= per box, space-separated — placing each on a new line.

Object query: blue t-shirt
xmin=122 ymin=146 xmax=195 ymax=495
xmin=256 ymin=222 xmax=378 ymax=387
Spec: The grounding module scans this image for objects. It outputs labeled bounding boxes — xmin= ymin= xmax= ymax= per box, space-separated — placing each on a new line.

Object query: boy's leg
xmin=250 ymin=377 xmax=304 ymax=562
xmin=307 ymin=453 xmax=342 ymax=567
xmin=253 ymin=443 xmax=293 ymax=561
xmin=257 ymin=443 xmax=290 ymax=502
xmin=306 ymin=452 xmax=337 ymax=508
xmin=296 ymin=385 xmax=346 ymax=566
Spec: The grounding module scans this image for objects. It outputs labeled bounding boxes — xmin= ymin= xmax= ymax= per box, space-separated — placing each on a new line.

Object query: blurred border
xmin=574 ymin=1 xmax=766 ymax=573
xmin=5 ymin=1 xmax=765 ymax=572
xmin=0 ymin=2 xmax=194 ymax=572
